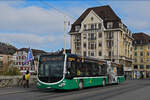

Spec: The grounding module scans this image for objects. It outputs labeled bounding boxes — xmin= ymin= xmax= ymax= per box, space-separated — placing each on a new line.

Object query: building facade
xmin=0 ymin=42 xmax=17 ymax=72
xmin=69 ymin=5 xmax=133 ymax=78
xmin=0 ymin=54 xmax=13 ymax=72
xmin=13 ymin=48 xmax=46 ymax=73
xmin=132 ymin=33 xmax=150 ymax=78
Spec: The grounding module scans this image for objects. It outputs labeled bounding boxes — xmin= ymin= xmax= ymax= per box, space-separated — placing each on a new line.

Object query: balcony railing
xmin=88 ymin=38 xmax=96 ymax=41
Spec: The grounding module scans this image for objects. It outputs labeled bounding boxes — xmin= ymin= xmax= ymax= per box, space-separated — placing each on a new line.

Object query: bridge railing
xmin=0 ymin=76 xmax=37 ymax=88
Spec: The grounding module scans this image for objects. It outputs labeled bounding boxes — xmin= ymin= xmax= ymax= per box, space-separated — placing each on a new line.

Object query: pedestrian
xmin=25 ymin=70 xmax=30 ymax=88
xmin=22 ymin=73 xmax=26 ymax=88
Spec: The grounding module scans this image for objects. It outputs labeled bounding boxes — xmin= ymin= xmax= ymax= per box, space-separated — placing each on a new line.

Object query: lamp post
xmin=64 ymin=16 xmax=67 ymax=54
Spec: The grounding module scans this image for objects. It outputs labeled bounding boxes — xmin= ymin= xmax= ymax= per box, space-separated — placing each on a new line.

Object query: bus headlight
xmin=59 ymin=83 xmax=66 ymax=87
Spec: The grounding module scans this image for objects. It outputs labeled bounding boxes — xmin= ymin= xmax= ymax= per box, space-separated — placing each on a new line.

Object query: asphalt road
xmin=0 ymin=79 xmax=150 ymax=100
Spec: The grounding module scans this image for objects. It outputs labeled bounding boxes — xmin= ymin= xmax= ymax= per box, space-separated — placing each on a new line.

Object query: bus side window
xmin=88 ymin=62 xmax=93 ymax=76
xmin=101 ymin=64 xmax=107 ymax=75
xmin=92 ymin=63 xmax=98 ymax=76
xmin=98 ymin=65 xmax=102 ymax=76
xmin=84 ymin=63 xmax=89 ymax=77
xmin=77 ymin=62 xmax=82 ymax=77
xmin=117 ymin=67 xmax=124 ymax=76
xmin=67 ymin=61 xmax=77 ymax=77
xmin=71 ymin=61 xmax=77 ymax=77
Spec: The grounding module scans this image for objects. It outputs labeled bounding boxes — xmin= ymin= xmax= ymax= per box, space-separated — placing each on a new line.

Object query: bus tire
xmin=117 ymin=78 xmax=120 ymax=85
xmin=78 ymin=80 xmax=83 ymax=89
xmin=102 ymin=79 xmax=106 ymax=87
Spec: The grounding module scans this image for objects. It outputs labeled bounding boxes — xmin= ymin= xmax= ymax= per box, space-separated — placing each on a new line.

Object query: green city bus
xmin=37 ymin=53 xmax=125 ymax=90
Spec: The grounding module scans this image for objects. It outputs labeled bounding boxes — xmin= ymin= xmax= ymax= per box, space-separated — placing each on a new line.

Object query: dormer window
xmin=107 ymin=22 xmax=113 ymax=29
xmin=91 ymin=17 xmax=94 ymax=21
xmin=84 ymin=24 xmax=87 ymax=30
xmin=75 ymin=25 xmax=80 ymax=31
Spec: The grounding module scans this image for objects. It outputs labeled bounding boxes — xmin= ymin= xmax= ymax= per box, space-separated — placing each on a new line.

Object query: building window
xmin=99 ymin=51 xmax=102 ymax=56
xmin=88 ymin=33 xmax=96 ymax=40
xmin=99 ymin=42 xmax=102 ymax=47
xmin=91 ymin=43 xmax=95 ymax=50
xmin=146 ymin=65 xmax=150 ymax=69
xmin=75 ymin=25 xmax=80 ymax=31
xmin=141 ymin=58 xmax=143 ymax=63
xmin=134 ymin=46 xmax=137 ymax=50
xmin=84 ymin=24 xmax=87 ymax=30
xmin=107 ymin=22 xmax=113 ymax=29
xmin=140 ymin=65 xmax=144 ymax=69
xmin=147 ymin=52 xmax=149 ymax=56
xmin=91 ymin=52 xmax=94 ymax=56
xmin=91 ymin=17 xmax=94 ymax=21
xmin=135 ymin=58 xmax=137 ymax=62
xmin=83 ymin=34 xmax=86 ymax=39
xmin=88 ymin=42 xmax=96 ymax=50
xmin=0 ymin=56 xmax=3 ymax=60
xmin=88 ymin=51 xmax=90 ymax=56
xmin=108 ymin=51 xmax=111 ymax=56
xmin=140 ymin=52 xmax=143 ymax=56
xmin=98 ymin=23 xmax=101 ymax=29
xmin=91 ymin=24 xmax=94 ymax=29
xmin=0 ymin=61 xmax=3 ymax=67
xmin=107 ymin=40 xmax=113 ymax=48
xmin=19 ymin=56 xmax=21 ymax=59
xmin=134 ymin=65 xmax=138 ymax=69
xmin=106 ymin=31 xmax=113 ymax=39
xmin=134 ymin=52 xmax=137 ymax=56
xmin=98 ymin=32 xmax=102 ymax=38
xmin=84 ymin=51 xmax=86 ymax=56
xmin=83 ymin=43 xmax=86 ymax=48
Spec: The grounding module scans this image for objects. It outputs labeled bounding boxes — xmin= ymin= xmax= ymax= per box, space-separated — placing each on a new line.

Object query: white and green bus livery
xmin=37 ymin=53 xmax=125 ymax=90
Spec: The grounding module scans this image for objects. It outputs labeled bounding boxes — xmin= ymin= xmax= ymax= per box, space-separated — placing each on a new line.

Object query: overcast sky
xmin=0 ymin=0 xmax=149 ymax=52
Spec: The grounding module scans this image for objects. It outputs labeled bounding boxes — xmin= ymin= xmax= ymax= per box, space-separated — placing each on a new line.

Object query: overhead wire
xmin=39 ymin=0 xmax=76 ymax=21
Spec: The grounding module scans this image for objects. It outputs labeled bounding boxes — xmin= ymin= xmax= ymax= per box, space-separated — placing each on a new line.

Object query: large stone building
xmin=69 ymin=5 xmax=133 ymax=77
xmin=13 ymin=48 xmax=46 ymax=73
xmin=132 ymin=33 xmax=150 ymax=78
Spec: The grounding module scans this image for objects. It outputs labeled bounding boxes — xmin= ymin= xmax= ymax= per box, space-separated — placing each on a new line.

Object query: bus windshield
xmin=38 ymin=55 xmax=64 ymax=83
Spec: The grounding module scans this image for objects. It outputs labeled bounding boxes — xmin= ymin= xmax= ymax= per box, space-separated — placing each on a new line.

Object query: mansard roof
xmin=70 ymin=5 xmax=121 ymax=32
xmin=132 ymin=32 xmax=150 ymax=45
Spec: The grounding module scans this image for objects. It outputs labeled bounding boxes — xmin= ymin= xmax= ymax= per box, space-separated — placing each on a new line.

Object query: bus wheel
xmin=117 ymin=78 xmax=120 ymax=84
xmin=78 ymin=81 xmax=83 ymax=89
xmin=102 ymin=80 xmax=106 ymax=87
